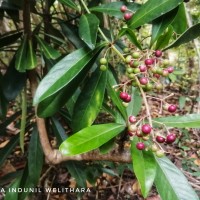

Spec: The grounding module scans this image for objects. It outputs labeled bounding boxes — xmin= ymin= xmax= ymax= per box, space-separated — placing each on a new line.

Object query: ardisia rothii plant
xmin=0 ymin=0 xmax=200 ymax=199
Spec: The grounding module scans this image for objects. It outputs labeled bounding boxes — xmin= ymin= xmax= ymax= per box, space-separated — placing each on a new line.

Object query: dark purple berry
xmin=145 ymin=58 xmax=153 ymax=65
xmin=136 ymin=142 xmax=145 ymax=150
xmin=168 ymin=104 xmax=177 ymax=113
xmin=155 ymin=50 xmax=162 ymax=57
xmin=141 ymin=124 xmax=152 ymax=134
xmin=124 ymin=13 xmax=132 ymax=21
xmin=166 ymin=133 xmax=176 ymax=144
xmin=120 ymin=5 xmax=127 ymax=12
xmin=156 ymin=136 xmax=166 ymax=143
xmin=139 ymin=77 xmax=148 ymax=85
xmin=119 ymin=92 xmax=128 ymax=100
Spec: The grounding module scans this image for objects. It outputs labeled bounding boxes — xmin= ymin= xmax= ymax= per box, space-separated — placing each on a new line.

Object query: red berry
xmin=141 ymin=124 xmax=152 ymax=134
xmin=124 ymin=94 xmax=132 ymax=102
xmin=129 ymin=115 xmax=137 ymax=123
xmin=127 ymin=131 xmax=134 ymax=136
xmin=145 ymin=58 xmax=153 ymax=65
xmin=167 ymin=66 xmax=174 ymax=73
xmin=136 ymin=142 xmax=145 ymax=150
xmin=119 ymin=92 xmax=128 ymax=100
xmin=166 ymin=133 xmax=176 ymax=144
xmin=153 ymin=74 xmax=160 ymax=79
xmin=156 ymin=136 xmax=166 ymax=143
xmin=124 ymin=13 xmax=132 ymax=21
xmin=168 ymin=104 xmax=177 ymax=113
xmin=155 ymin=50 xmax=162 ymax=57
xmin=139 ymin=65 xmax=147 ymax=72
xmin=120 ymin=5 xmax=127 ymax=13
xmin=139 ymin=77 xmax=148 ymax=85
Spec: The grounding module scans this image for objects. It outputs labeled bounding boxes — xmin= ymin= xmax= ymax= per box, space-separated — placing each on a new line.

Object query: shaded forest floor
xmin=0 ymin=85 xmax=200 ymax=200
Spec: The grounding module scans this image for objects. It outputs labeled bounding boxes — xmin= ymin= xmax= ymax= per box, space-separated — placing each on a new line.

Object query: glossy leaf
xmin=99 ymin=139 xmax=115 ymax=154
xmin=128 ymin=0 xmax=182 ymax=29
xmin=15 ymin=35 xmax=27 ymax=72
xmin=155 ymin=26 xmax=173 ymax=50
xmin=2 ymin=57 xmax=26 ymax=101
xmin=126 ymin=29 xmax=142 ymax=50
xmin=59 ymin=123 xmax=125 ymax=155
xmin=26 ymin=39 xmax=37 ymax=70
xmin=58 ymin=0 xmax=78 ymax=10
xmin=90 ymin=2 xmax=140 ymax=19
xmin=60 ymin=22 xmax=85 ymax=48
xmin=72 ymin=68 xmax=107 ymax=132
xmin=34 ymin=43 xmax=106 ymax=117
xmin=155 ymin=156 xmax=199 ymax=200
xmin=131 ymin=138 xmax=157 ymax=198
xmin=150 ymin=7 xmax=178 ymax=47
xmin=51 ymin=117 xmax=67 ymax=144
xmin=79 ymin=14 xmax=99 ymax=49
xmin=4 ymin=177 xmax=21 ymax=200
xmin=106 ymin=70 xmax=127 ymax=120
xmin=126 ymin=87 xmax=142 ymax=117
xmin=36 ymin=36 xmax=61 ymax=59
xmin=28 ymin=126 xmax=43 ymax=185
xmin=154 ymin=114 xmax=200 ymax=128
xmin=171 ymin=3 xmax=187 ymax=34
xmin=164 ymin=23 xmax=200 ymax=50
xmin=0 ymin=31 xmax=22 ymax=49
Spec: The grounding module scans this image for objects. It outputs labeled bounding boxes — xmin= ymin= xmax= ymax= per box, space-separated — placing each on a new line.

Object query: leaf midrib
xmin=64 ymin=124 xmax=124 ymax=148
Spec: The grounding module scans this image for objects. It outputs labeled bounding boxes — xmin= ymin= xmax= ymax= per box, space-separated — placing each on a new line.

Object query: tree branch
xmin=28 ymin=70 xmax=132 ymax=165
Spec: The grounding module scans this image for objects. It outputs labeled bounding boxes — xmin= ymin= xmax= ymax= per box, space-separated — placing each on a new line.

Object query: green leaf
xmin=126 ymin=29 xmax=142 ymax=50
xmin=4 ymin=177 xmax=21 ymax=200
xmin=15 ymin=35 xmax=27 ymax=72
xmin=90 ymin=2 xmax=140 ymax=19
xmin=60 ymin=22 xmax=85 ymax=48
xmin=171 ymin=3 xmax=187 ymax=34
xmin=51 ymin=117 xmax=67 ymax=144
xmin=0 ymin=135 xmax=19 ymax=167
xmin=65 ymin=161 xmax=87 ymax=188
xmin=164 ymin=23 xmax=200 ymax=50
xmin=131 ymin=138 xmax=157 ymax=198
xmin=155 ymin=156 xmax=199 ymax=200
xmin=2 ymin=57 xmax=26 ymax=101
xmin=28 ymin=126 xmax=43 ymax=185
xmin=154 ymin=114 xmax=200 ymax=128
xmin=179 ymin=96 xmax=186 ymax=110
xmin=128 ymin=0 xmax=182 ymax=29
xmin=34 ymin=43 xmax=106 ymax=117
xmin=26 ymin=39 xmax=37 ymax=70
xmin=99 ymin=139 xmax=115 ymax=154
xmin=36 ymin=36 xmax=61 ymax=59
xmin=150 ymin=7 xmax=178 ymax=47
xmin=126 ymin=87 xmax=142 ymax=117
xmin=106 ymin=70 xmax=127 ymax=120
xmin=57 ymin=0 xmax=78 ymax=10
xmin=79 ymin=14 xmax=99 ymax=49
xmin=59 ymin=123 xmax=125 ymax=155
xmin=72 ymin=68 xmax=107 ymax=132
xmin=0 ymin=31 xmax=22 ymax=49
xmin=155 ymin=26 xmax=173 ymax=50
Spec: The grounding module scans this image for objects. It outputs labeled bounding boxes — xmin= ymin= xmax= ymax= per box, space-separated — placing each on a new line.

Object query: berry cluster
xmin=124 ymin=49 xmax=174 ymax=92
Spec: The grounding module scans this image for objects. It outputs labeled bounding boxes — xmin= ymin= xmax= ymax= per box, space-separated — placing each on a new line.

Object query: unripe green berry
xmin=126 ymin=67 xmax=134 ymax=74
xmin=123 ymin=47 xmax=129 ymax=53
xmin=100 ymin=65 xmax=107 ymax=71
xmin=132 ymin=52 xmax=140 ymax=59
xmin=125 ymin=55 xmax=132 ymax=63
xmin=128 ymin=73 xmax=135 ymax=79
xmin=122 ymin=102 xmax=129 ymax=107
xmin=133 ymin=68 xmax=140 ymax=74
xmin=155 ymin=150 xmax=165 ymax=157
xmin=100 ymin=58 xmax=107 ymax=65
xmin=151 ymin=144 xmax=158 ymax=152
